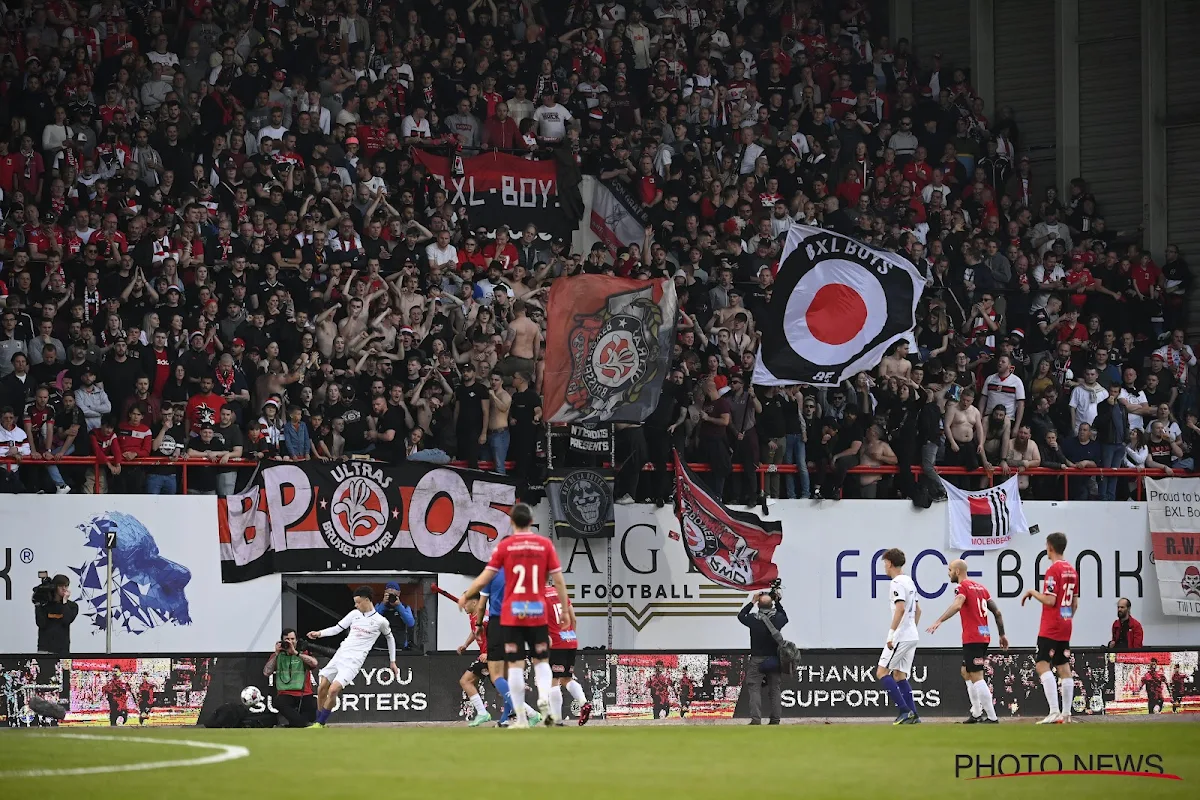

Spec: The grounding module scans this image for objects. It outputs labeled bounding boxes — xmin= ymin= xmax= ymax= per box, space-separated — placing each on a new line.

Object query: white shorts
xmin=878 ymin=640 xmax=918 ymax=676
xmin=318 ymin=658 xmax=362 ymax=688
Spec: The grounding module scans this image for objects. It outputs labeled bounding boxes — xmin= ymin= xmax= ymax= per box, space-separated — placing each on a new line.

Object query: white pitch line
xmin=0 ymin=732 xmax=250 ymax=778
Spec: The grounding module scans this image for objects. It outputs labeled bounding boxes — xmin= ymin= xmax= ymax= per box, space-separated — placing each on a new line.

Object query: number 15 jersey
xmin=1039 ymin=559 xmax=1077 ymax=641
xmin=485 ymin=532 xmax=562 ymax=627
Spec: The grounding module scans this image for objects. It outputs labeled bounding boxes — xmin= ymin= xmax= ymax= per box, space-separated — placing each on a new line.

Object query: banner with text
xmin=218 ymin=460 xmax=519 ymax=582
xmin=0 ymin=496 xmax=279 ymax=654
xmin=547 ymin=468 xmax=615 ymax=539
xmin=412 ymin=149 xmax=571 ymax=238
xmin=1144 ymin=478 xmax=1200 ymax=617
xmin=569 ymin=424 xmax=611 ymax=454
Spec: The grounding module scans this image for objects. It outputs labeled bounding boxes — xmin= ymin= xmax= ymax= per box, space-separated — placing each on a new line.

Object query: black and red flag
xmin=543 ymin=275 xmax=678 ymax=423
xmin=412 ymin=149 xmax=572 ymax=238
xmin=674 ymin=452 xmax=783 ymax=590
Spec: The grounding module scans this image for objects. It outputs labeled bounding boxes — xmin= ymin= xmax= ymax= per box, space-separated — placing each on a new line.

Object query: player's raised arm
xmin=986 ymin=599 xmax=1009 ymax=650
xmin=460 ymin=566 xmax=499 ymax=608
xmin=925 ymin=593 xmax=965 ymax=634
xmin=309 ymin=610 xmax=357 ymax=639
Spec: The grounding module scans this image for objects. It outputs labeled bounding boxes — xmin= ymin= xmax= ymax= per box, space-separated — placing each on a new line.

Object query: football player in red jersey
xmin=1022 ymin=532 xmax=1079 ymax=724
xmin=460 ymin=503 xmax=573 ymax=727
xmin=544 ymin=581 xmax=591 ymax=726
xmin=456 ymin=597 xmax=496 ymax=727
xmin=926 ymin=559 xmax=1008 ymax=724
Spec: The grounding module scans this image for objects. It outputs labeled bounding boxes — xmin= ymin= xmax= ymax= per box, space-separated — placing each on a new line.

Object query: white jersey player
xmin=874 ymin=548 xmax=922 ymax=725
xmin=306 ymin=586 xmax=398 ymax=728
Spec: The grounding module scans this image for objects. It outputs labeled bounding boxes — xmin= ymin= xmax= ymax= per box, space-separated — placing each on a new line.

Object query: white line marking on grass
xmin=0 ymin=733 xmax=250 ymax=778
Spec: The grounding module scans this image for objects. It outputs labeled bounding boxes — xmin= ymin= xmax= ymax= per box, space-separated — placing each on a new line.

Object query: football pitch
xmin=1 ymin=721 xmax=1198 ymax=799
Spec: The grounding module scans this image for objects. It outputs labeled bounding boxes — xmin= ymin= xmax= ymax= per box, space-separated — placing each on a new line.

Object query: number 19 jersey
xmin=485 ymin=532 xmax=562 ymax=627
xmin=1039 ymin=559 xmax=1077 ymax=641
xmin=955 ymin=579 xmax=992 ymax=645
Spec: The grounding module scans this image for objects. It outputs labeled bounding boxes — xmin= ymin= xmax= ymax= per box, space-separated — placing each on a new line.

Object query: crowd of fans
xmin=0 ymin=0 xmax=1190 ymax=504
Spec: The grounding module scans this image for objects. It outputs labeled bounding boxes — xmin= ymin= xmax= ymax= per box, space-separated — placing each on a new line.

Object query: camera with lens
xmin=767 ymin=578 xmax=783 ymax=602
xmin=32 ymin=574 xmax=56 ymax=605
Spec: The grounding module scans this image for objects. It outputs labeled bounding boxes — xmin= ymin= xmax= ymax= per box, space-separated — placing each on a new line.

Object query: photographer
xmin=263 ymin=629 xmax=319 ymax=728
xmin=35 ymin=574 xmax=78 ymax=655
xmin=375 ymin=581 xmax=415 ymax=650
xmin=738 ymin=584 xmax=788 ymax=725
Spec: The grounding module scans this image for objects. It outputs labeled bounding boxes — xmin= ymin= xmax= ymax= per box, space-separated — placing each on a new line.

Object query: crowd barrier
xmin=0 ymin=456 xmax=1182 ymax=501
xmin=2 ymin=648 xmax=1195 ymax=727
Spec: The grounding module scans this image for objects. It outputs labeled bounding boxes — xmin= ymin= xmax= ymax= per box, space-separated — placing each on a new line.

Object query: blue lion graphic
xmin=70 ymin=512 xmax=193 ymax=635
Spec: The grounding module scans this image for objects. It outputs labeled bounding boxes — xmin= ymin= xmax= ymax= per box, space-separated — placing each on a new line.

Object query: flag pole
xmin=607 ymin=422 xmax=615 ymax=650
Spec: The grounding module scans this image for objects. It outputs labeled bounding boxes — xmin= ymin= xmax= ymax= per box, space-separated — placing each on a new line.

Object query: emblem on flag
xmin=942 ymin=476 xmax=1029 ymax=550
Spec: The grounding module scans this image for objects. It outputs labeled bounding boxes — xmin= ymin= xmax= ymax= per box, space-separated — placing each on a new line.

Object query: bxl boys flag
xmin=753 ymin=225 xmax=925 ymax=387
xmin=543 ymin=274 xmax=678 ymax=423
xmin=674 ymin=452 xmax=782 ymax=589
xmin=941 ymin=475 xmax=1029 ymax=550
xmin=1144 ymin=477 xmax=1200 ymax=617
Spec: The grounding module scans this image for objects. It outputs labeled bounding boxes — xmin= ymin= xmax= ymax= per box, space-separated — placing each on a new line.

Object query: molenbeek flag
xmin=674 ymin=452 xmax=783 ymax=590
xmin=941 ymin=476 xmax=1030 ymax=550
xmin=1144 ymin=477 xmax=1200 ymax=617
xmin=753 ymin=225 xmax=925 ymax=387
xmin=543 ymin=274 xmax=678 ymax=424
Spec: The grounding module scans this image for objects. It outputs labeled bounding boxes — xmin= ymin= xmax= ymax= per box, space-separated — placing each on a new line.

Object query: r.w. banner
xmin=218 ymin=460 xmax=519 ymax=582
xmin=941 ymin=476 xmax=1029 ymax=550
xmin=1144 ymin=477 xmax=1200 ymax=617
xmin=412 ymin=149 xmax=571 ymax=237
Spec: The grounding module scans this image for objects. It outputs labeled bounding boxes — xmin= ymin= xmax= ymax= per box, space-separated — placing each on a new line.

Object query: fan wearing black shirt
xmin=453 ymin=363 xmax=489 ymax=469
xmin=643 ymin=370 xmax=687 ymax=506
xmin=367 ymin=394 xmax=408 ymax=464
xmin=507 ymin=371 xmax=542 ymax=483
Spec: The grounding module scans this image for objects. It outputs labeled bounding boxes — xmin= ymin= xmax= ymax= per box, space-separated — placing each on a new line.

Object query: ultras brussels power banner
xmin=436 ymin=501 xmax=1194 ymax=650
xmin=6 ymin=649 xmax=1194 ymax=727
xmin=218 ymin=460 xmax=520 ymax=581
xmin=0 ymin=496 xmax=280 ymax=654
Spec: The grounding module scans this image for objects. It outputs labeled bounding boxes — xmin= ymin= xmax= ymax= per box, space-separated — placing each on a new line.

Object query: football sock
xmin=315 ymin=708 xmax=331 ymax=725
xmin=897 ymin=680 xmax=916 ymax=715
xmin=550 ymin=685 xmax=563 ymax=721
xmin=469 ymin=694 xmax=486 ymax=716
xmin=524 ymin=702 xmax=539 ymax=716
xmin=1040 ymin=671 xmax=1060 ymax=714
xmin=493 ymin=676 xmax=513 ymax=720
xmin=880 ymin=675 xmax=907 ymax=712
xmin=974 ymin=679 xmax=998 ymax=721
xmin=533 ymin=660 xmax=553 ymax=705
xmin=966 ymin=680 xmax=981 ymax=716
xmin=1061 ymin=677 xmax=1075 ymax=716
xmin=566 ymin=679 xmax=586 ymax=704
xmin=509 ymin=667 xmax=527 ymax=724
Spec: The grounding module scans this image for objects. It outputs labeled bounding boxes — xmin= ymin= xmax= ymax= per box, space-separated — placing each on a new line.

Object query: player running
xmin=1021 ymin=532 xmax=1079 ymax=724
xmin=925 ymin=559 xmax=1009 ymax=724
xmin=1141 ymin=659 xmax=1167 ymax=714
xmin=137 ymin=672 xmax=155 ymax=726
xmin=875 ymin=548 xmax=922 ymax=725
xmin=1171 ymin=664 xmax=1188 ymax=713
xmin=306 ymin=586 xmax=398 ymax=729
xmin=460 ymin=503 xmax=573 ymax=727
xmin=103 ymin=667 xmax=131 ymax=726
xmin=545 ymin=580 xmax=591 ymax=726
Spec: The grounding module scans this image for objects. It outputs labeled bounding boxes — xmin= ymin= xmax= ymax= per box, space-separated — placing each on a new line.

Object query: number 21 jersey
xmin=1039 ymin=559 xmax=1077 ymax=641
xmin=485 ymin=532 xmax=562 ymax=627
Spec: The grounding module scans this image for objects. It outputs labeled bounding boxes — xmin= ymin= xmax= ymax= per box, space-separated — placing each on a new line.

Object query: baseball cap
xmin=345 ymin=137 xmax=360 ymax=145
xmin=232 ymin=337 xmax=246 ymax=347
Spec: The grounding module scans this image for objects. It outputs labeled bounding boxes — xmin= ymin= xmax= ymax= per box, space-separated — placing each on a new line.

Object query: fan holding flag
xmin=753 ymin=225 xmax=927 ymax=387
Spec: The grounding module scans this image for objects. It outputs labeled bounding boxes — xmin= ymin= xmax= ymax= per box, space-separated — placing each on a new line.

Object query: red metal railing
xmin=0 ymin=456 xmax=1180 ymax=501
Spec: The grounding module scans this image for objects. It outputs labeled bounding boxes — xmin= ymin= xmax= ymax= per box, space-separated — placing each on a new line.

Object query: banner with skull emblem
xmin=543 ymin=275 xmax=679 ymax=424
xmin=217 ymin=460 xmax=521 ymax=582
xmin=546 ymin=468 xmax=615 ymax=538
xmin=674 ymin=452 xmax=782 ymax=590
xmin=1144 ymin=478 xmax=1200 ymax=618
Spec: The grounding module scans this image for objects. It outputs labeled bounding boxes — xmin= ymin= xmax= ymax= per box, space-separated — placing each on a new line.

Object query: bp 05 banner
xmin=1144 ymin=477 xmax=1200 ymax=617
xmin=412 ymin=149 xmax=572 ymax=238
xmin=0 ymin=497 xmax=280 ymax=654
xmin=219 ymin=460 xmax=519 ymax=582
xmin=438 ymin=500 xmax=1192 ymax=650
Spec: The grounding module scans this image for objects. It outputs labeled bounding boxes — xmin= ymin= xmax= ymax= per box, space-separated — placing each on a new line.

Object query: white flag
xmin=941 ymin=476 xmax=1030 ymax=550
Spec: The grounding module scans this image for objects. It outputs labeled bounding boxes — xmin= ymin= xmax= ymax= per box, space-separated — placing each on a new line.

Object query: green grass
xmin=1 ymin=723 xmax=1199 ymax=798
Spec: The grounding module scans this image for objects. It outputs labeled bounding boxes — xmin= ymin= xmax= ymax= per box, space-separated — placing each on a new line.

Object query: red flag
xmin=542 ymin=275 xmax=677 ymax=423
xmin=674 ymin=452 xmax=783 ymax=590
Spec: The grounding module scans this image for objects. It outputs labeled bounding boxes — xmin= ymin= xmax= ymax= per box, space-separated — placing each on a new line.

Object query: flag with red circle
xmin=752 ymin=225 xmax=925 ymax=387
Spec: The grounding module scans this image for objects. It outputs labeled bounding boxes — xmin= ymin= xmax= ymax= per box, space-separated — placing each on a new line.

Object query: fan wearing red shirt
xmin=1022 ymin=532 xmax=1079 ymax=724
xmin=1064 ymin=258 xmax=1096 ymax=309
xmin=544 ymin=582 xmax=592 ymax=725
xmin=460 ymin=503 xmax=573 ymax=727
xmin=481 ymin=233 xmax=520 ymax=272
xmin=926 ymin=560 xmax=1008 ymax=724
